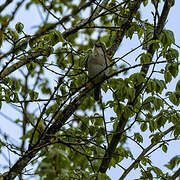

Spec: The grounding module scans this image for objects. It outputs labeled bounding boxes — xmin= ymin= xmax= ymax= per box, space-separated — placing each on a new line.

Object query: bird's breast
xmin=88 ymin=62 xmax=107 ymax=82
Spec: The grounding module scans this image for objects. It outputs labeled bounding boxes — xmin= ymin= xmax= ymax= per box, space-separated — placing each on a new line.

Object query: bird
xmin=87 ymin=42 xmax=110 ymax=101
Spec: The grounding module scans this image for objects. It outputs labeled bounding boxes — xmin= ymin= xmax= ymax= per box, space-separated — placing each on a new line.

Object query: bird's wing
xmin=83 ymin=49 xmax=92 ymax=70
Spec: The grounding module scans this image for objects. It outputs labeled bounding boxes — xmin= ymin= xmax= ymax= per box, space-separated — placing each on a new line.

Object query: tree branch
xmin=0 ymin=52 xmax=41 ymax=79
xmin=119 ymin=126 xmax=174 ymax=180
xmin=171 ymin=167 xmax=180 ymax=180
xmin=141 ymin=0 xmax=174 ymax=75
xmin=98 ymin=0 xmax=143 ymax=173
xmin=98 ymin=0 xmax=174 ymax=173
xmin=107 ymin=0 xmax=142 ymax=57
xmin=0 ymin=0 xmax=97 ymax=60
xmin=0 ymin=0 xmax=108 ymax=79
xmin=0 ymin=0 xmax=13 ymax=13
xmin=3 ymin=0 xmax=110 ymax=179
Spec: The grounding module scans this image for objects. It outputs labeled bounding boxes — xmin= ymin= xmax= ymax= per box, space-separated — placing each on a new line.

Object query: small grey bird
xmin=87 ymin=42 xmax=110 ymax=101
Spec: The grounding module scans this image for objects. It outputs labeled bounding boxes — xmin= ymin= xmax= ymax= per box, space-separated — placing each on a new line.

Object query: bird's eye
xmin=95 ymin=43 xmax=102 ymax=47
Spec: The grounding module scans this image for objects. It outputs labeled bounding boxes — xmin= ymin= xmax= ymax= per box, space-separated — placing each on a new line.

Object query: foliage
xmin=0 ymin=0 xmax=179 ymax=179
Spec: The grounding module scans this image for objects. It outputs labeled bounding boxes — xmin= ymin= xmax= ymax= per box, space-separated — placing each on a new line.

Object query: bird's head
xmin=93 ymin=42 xmax=107 ymax=56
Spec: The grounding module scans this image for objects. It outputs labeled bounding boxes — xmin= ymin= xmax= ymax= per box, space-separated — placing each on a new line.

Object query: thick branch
xmin=2 ymin=58 xmax=167 ymax=179
xmin=3 ymin=1 xmax=109 ymax=179
xmin=0 ymin=52 xmax=40 ymax=79
xmin=0 ymin=0 xmax=107 ymax=79
xmin=171 ymin=167 xmax=180 ymax=180
xmin=107 ymin=0 xmax=142 ymax=57
xmin=98 ymin=0 xmax=143 ymax=172
xmin=141 ymin=0 xmax=174 ymax=75
xmin=0 ymin=0 xmax=98 ymax=60
xmin=3 ymin=91 xmax=87 ymax=180
xmin=98 ymin=0 xmax=174 ymax=173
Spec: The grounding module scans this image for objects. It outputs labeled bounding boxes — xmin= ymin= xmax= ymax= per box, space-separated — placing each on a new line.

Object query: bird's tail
xmin=94 ymin=85 xmax=101 ymax=101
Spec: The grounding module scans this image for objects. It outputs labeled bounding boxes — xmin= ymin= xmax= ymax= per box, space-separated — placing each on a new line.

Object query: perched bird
xmin=87 ymin=42 xmax=110 ymax=101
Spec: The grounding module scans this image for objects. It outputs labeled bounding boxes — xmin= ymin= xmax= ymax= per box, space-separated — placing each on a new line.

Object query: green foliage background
xmin=0 ymin=0 xmax=179 ymax=179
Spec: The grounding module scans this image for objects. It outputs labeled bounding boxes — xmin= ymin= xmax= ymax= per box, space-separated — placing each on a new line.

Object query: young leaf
xmin=168 ymin=63 xmax=178 ymax=78
xmin=140 ymin=123 xmax=147 ymax=132
xmin=175 ymin=80 xmax=180 ymax=92
xmin=164 ymin=71 xmax=172 ymax=83
xmin=15 ymin=22 xmax=24 ymax=33
xmin=165 ymin=30 xmax=175 ymax=44
xmin=29 ymin=90 xmax=39 ymax=100
xmin=162 ymin=144 xmax=167 ymax=153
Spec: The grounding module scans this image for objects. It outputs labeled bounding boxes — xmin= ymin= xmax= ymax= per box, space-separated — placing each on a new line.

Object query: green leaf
xmin=43 ymin=45 xmax=54 ymax=56
xmin=156 ymin=113 xmax=166 ymax=129
xmin=169 ymin=92 xmax=179 ymax=106
xmin=134 ymin=132 xmax=143 ymax=143
xmin=146 ymin=79 xmax=156 ymax=93
xmin=162 ymin=144 xmax=167 ymax=153
xmin=141 ymin=156 xmax=152 ymax=166
xmin=126 ymin=27 xmax=134 ymax=39
xmin=174 ymin=124 xmax=180 ymax=136
xmin=140 ymin=123 xmax=147 ymax=132
xmin=15 ymin=22 xmax=24 ymax=33
xmin=16 ymin=39 xmax=28 ymax=50
xmin=154 ymin=79 xmax=167 ymax=93
xmin=168 ymin=63 xmax=179 ymax=78
xmin=149 ymin=120 xmax=157 ymax=132
xmin=140 ymin=52 xmax=152 ymax=64
xmin=4 ymin=88 xmax=12 ymax=103
xmin=153 ymin=97 xmax=164 ymax=110
xmin=89 ymin=173 xmax=110 ymax=180
xmin=50 ymin=30 xmax=65 ymax=45
xmin=29 ymin=38 xmax=37 ymax=48
xmin=91 ymin=160 xmax=99 ymax=171
xmin=164 ymin=71 xmax=172 ymax=83
xmin=151 ymin=166 xmax=163 ymax=177
xmin=150 ymin=133 xmax=161 ymax=144
xmin=160 ymin=30 xmax=175 ymax=49
xmin=143 ymin=0 xmax=148 ymax=6
xmin=124 ymin=105 xmax=134 ymax=118
xmin=46 ymin=104 xmax=58 ymax=116
xmin=40 ymin=80 xmax=51 ymax=95
xmin=165 ymin=156 xmax=180 ymax=170
xmin=165 ymin=48 xmax=179 ymax=62
xmin=126 ymin=88 xmax=135 ymax=102
xmin=26 ymin=62 xmax=36 ymax=74
xmin=175 ymin=80 xmax=180 ymax=92
xmin=29 ymin=90 xmax=39 ymax=100
xmin=138 ymin=28 xmax=144 ymax=39
xmin=129 ymin=72 xmax=146 ymax=86
xmin=141 ymin=170 xmax=153 ymax=180
xmin=82 ymin=49 xmax=92 ymax=69
xmin=148 ymin=39 xmax=160 ymax=51
xmin=126 ymin=23 xmax=139 ymax=39
xmin=165 ymin=30 xmax=175 ymax=44
xmin=7 ymin=28 xmax=19 ymax=41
